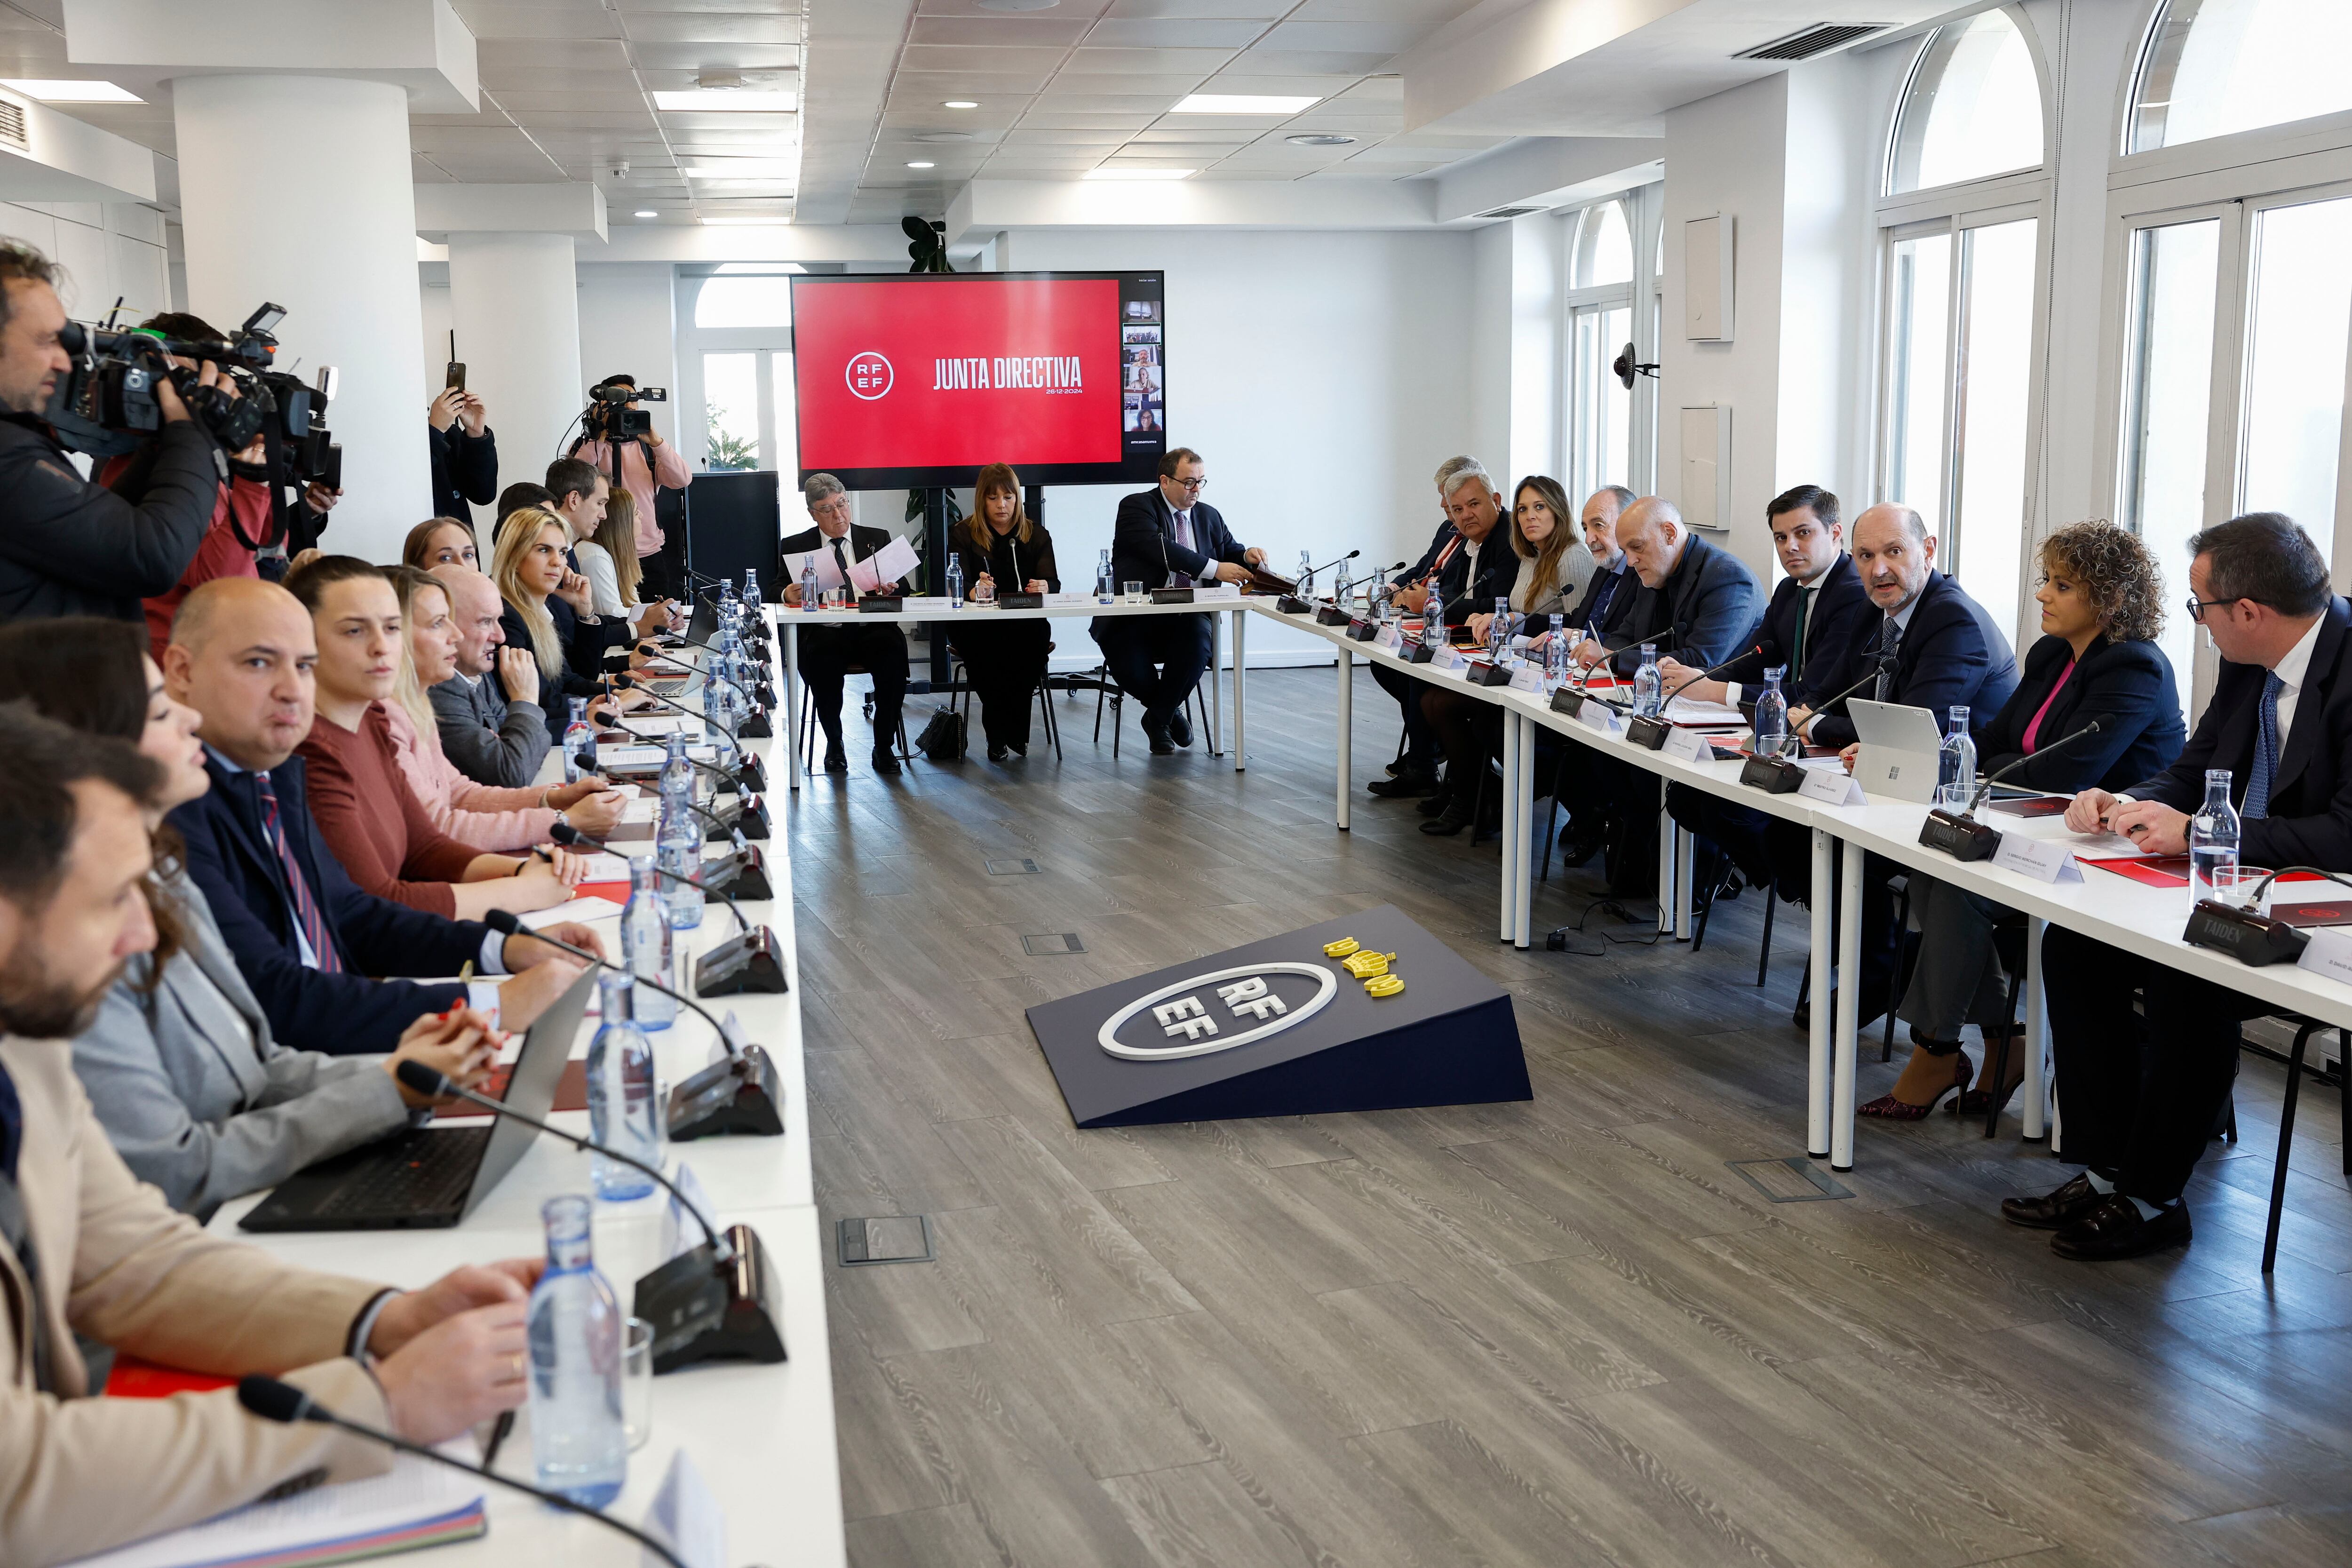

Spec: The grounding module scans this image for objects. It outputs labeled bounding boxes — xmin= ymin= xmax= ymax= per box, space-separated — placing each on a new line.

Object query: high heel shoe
xmin=1955 ymin=1053 xmax=2027 ymax=1118
xmin=1859 ymin=1050 xmax=1972 ymax=1121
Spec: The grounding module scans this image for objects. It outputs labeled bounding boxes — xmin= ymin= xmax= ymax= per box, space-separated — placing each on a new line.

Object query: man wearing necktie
xmin=1092 ymin=448 xmax=1265 ymax=754
xmin=2030 ymin=512 xmax=2352 ymax=1261
xmin=778 ymin=473 xmax=914 ymax=775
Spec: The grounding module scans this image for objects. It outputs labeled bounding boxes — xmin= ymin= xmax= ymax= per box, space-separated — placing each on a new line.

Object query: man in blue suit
xmin=1771 ymin=501 xmax=2020 ymax=1027
xmin=160 ymin=579 xmax=602 ymax=1055
xmin=1091 ymin=446 xmax=1266 ymax=754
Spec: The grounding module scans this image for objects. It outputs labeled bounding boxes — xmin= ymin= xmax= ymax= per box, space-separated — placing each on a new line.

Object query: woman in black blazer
xmin=950 ymin=463 xmax=1061 ymax=762
xmin=1866 ymin=522 xmax=2185 ymax=1121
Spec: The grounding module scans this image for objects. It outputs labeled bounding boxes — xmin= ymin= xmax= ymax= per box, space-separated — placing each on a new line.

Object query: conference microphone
xmin=1614 ymin=644 xmax=1766 ymax=748
xmin=485 ymin=909 xmax=785 ymax=1142
xmin=591 ymin=720 xmax=767 ymax=836
xmin=1279 ymin=548 xmax=1359 ymax=613
xmin=618 ymin=666 xmax=770 ymax=740
xmin=1920 ymin=716 xmax=2112 ymax=860
xmin=598 ymin=688 xmax=743 ymax=793
xmin=234 ymin=1377 xmax=692 ymax=1568
xmin=549 ymin=819 xmax=750 ymax=940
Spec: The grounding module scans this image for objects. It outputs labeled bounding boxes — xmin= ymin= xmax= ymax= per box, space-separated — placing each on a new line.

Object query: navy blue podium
xmin=1025 ymin=904 xmax=1529 ymax=1128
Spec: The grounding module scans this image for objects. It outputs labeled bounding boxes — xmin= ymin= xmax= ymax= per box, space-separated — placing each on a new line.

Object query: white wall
xmin=0 ymin=200 xmax=170 ymax=325
xmin=576 ymin=263 xmax=679 ymax=454
xmin=993 ymin=226 xmax=1480 ymax=665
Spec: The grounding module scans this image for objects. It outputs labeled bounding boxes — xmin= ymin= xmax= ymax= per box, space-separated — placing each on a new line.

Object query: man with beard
xmin=0 ymin=707 xmax=542 ymax=1567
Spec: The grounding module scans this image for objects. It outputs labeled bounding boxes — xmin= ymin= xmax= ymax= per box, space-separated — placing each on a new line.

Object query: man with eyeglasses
xmin=1091 ymin=447 xmax=1264 ymax=754
xmin=2023 ymin=511 xmax=2352 ymax=1261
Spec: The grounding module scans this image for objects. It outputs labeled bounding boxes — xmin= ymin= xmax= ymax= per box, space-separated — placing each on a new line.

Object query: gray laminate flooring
xmin=791 ymin=666 xmax=2352 ymax=1568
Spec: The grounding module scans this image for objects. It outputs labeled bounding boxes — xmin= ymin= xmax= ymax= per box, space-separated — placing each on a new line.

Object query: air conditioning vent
xmin=0 ymin=99 xmax=27 ymax=153
xmin=1734 ymin=23 xmax=1886 ymax=62
xmin=1478 ymin=205 xmax=1539 ymax=219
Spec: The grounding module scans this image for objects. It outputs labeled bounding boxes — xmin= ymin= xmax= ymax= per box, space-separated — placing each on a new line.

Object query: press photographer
xmin=567 ymin=372 xmax=687 ymax=600
xmin=0 ymin=242 xmax=225 ymax=624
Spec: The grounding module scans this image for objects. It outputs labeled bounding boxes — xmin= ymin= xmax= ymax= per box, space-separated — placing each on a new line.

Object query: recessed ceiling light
xmin=633 ymin=209 xmax=659 ymax=217
xmin=907 ymin=161 xmax=935 ymax=169
xmin=1287 ymin=134 xmax=1356 ymax=147
xmin=1083 ymin=167 xmax=1195 ymax=181
xmin=652 ymin=89 xmax=796 ymax=113
xmin=0 ymin=79 xmax=143 ymax=104
xmin=914 ymin=132 xmax=974 ymax=143
xmin=699 ymin=215 xmax=793 ymax=226
xmin=717 ymin=262 xmax=805 ymax=274
xmin=1171 ymin=94 xmax=1318 ymax=115
xmin=682 ymin=162 xmax=797 ymax=179
xmin=975 ymin=0 xmax=1060 ymax=10
xmin=944 ymin=101 xmax=979 ymax=110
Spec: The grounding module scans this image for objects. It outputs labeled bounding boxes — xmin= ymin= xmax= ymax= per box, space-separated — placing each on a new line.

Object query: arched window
xmin=1572 ymin=202 xmax=1632 ymax=289
xmin=2129 ymin=0 xmax=2352 ymax=153
xmin=1887 ymin=9 xmax=2045 ymax=194
xmin=693 ymin=274 xmax=793 ymax=330
xmin=1563 ymin=199 xmax=1643 ymax=500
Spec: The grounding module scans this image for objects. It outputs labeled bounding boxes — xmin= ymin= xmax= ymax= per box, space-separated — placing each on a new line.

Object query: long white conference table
xmin=775 ymin=590 xmax=2352 ymax=1178
xmin=210 ymin=625 xmax=843 ymax=1567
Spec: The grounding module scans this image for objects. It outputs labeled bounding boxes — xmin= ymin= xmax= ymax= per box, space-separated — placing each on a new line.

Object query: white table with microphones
xmin=206 ymin=610 xmax=842 ymax=1568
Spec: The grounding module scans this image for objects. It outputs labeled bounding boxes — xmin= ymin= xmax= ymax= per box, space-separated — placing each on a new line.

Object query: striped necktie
xmin=2244 ymin=670 xmax=2285 ymax=821
xmin=253 ymin=771 xmax=343 ymax=973
xmin=1874 ymin=617 xmax=1902 ymax=700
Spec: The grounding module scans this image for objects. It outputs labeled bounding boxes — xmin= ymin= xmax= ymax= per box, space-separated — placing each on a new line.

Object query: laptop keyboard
xmin=308 ymin=1126 xmax=494 ymax=1218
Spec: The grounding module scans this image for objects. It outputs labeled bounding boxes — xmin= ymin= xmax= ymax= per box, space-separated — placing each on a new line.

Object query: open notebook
xmin=63 ymin=1446 xmax=485 ymax=1568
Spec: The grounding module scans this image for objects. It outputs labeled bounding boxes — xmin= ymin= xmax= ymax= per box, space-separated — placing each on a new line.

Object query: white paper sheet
xmin=847 ymin=535 xmax=919 ymax=594
xmin=68 ymin=1446 xmax=483 ymax=1568
xmin=521 ymin=894 xmax=627 ymax=928
xmin=779 ymin=547 xmax=845 ymax=593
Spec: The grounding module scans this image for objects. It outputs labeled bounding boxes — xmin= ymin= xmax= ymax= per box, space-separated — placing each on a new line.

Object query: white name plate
xmin=1432 ymin=646 xmax=1468 ymax=671
xmin=1990 ymin=833 xmax=2082 ymax=883
xmin=1577 ymin=697 xmax=1621 ymax=734
xmin=1509 ymin=665 xmax=1546 ymax=694
xmin=1661 ymin=725 xmax=1715 ymax=764
xmin=1798 ymin=766 xmax=1865 ymax=806
xmin=1044 ymin=591 xmax=1095 ymax=607
xmin=1197 ymin=583 xmax=1242 ymax=601
xmin=1374 ymin=624 xmax=1402 ymax=652
xmin=900 ymin=596 xmax=951 ymax=614
xmin=2298 ymin=926 xmax=2352 ymax=983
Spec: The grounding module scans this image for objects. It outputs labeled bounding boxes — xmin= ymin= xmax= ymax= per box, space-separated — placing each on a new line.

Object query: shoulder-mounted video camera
xmin=585 ymin=381 xmax=667 ymax=441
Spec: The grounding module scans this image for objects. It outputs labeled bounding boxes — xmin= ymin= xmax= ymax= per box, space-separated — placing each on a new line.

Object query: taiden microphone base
xmin=667 ymin=1042 xmax=787 ymax=1139
xmin=636 ymin=1222 xmax=787 ymax=1373
xmin=693 ymin=923 xmax=790 ymax=998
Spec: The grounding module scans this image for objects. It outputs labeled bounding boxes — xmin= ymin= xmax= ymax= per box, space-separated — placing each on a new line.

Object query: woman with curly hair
xmin=1867 ymin=521 xmax=2186 ymax=1121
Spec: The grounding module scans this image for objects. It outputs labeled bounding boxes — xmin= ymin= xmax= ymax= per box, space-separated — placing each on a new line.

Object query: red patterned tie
xmin=254 ymin=772 xmax=343 ymax=974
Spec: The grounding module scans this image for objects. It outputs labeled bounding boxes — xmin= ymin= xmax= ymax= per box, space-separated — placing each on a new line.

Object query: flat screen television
xmin=789 ymin=271 xmax=1165 ymax=490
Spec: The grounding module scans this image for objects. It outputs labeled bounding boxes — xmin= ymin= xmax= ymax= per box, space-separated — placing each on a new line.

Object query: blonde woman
xmin=381 ymin=564 xmax=627 ymax=851
xmin=490 ymin=506 xmax=638 ymax=718
xmin=575 ymin=488 xmax=650 ymax=619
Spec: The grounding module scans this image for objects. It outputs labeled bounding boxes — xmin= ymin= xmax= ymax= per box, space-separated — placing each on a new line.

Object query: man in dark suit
xmin=1090 ymin=446 xmax=1266 ymax=754
xmin=1661 ymin=485 xmax=1874 ymax=888
xmin=2018 ymin=512 xmax=2352 ymax=1261
xmin=159 ymin=580 xmax=601 ymax=1055
xmin=1769 ymin=501 xmax=2020 ymax=1026
xmin=778 ymin=471 xmax=913 ymax=774
xmin=1365 ymin=455 xmax=1478 ymax=799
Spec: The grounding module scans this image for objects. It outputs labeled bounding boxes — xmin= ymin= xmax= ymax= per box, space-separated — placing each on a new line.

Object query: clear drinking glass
xmin=621 ymin=1316 xmax=654 ymax=1449
xmin=2209 ymin=866 xmax=2274 ymax=916
xmin=1123 ymin=581 xmax=1144 ymax=605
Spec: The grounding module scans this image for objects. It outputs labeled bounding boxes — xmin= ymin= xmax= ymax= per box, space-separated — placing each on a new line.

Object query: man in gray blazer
xmin=428 ymin=566 xmax=551 ymax=787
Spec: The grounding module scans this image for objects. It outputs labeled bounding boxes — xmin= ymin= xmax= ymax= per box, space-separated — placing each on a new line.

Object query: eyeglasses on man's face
xmin=2184 ymin=592 xmax=2242 ymax=623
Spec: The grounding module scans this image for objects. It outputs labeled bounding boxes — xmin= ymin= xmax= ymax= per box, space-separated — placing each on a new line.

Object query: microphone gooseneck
xmin=484 ymin=909 xmax=744 ymax=1061
xmin=549 ymin=819 xmax=751 ymax=938
xmin=234 ymin=1376 xmax=691 ymax=1568
xmin=1961 ymin=716 xmax=2113 ymax=817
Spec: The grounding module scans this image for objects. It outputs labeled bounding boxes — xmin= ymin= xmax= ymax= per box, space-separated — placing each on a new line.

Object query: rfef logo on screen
xmin=845 ymin=352 xmax=893 ymax=400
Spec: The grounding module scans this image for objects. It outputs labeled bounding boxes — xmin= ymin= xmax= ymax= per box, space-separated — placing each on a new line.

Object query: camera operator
xmin=567 ymin=372 xmax=687 ymax=601
xmin=426 ymin=384 xmax=496 ymax=522
xmin=0 ymin=243 xmax=227 ymax=624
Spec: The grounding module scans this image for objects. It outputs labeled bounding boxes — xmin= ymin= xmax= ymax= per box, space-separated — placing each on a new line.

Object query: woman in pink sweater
xmin=386 ymin=565 xmax=628 ymax=852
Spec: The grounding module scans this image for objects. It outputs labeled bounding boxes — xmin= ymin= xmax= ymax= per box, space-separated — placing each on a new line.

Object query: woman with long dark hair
xmin=0 ymin=615 xmax=497 ymax=1217
xmin=950 ymin=462 xmax=1062 ymax=762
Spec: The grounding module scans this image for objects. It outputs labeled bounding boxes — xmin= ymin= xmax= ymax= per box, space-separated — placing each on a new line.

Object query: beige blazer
xmin=0 ymin=1035 xmax=396 ymax=1566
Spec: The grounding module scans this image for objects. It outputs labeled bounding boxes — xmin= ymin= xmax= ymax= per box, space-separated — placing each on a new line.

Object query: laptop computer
xmin=1845 ymin=697 xmax=1945 ymax=804
xmin=239 ymin=969 xmax=595 ymax=1232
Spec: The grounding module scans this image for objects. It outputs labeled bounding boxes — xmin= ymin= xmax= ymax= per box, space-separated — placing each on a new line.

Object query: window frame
xmin=1870 ymin=5 xmax=2055 ymax=652
xmin=1557 ymin=184 xmax=1664 ymax=501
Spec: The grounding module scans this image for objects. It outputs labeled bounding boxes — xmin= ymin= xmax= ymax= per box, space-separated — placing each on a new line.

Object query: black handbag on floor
xmin=915 ymin=708 xmax=967 ymax=761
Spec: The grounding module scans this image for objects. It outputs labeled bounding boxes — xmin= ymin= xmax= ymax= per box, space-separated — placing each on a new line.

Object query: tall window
xmin=2130 ymin=0 xmax=2352 ymax=153
xmin=1561 ymin=191 xmax=1661 ymax=501
xmin=1877 ymin=8 xmax=2049 ymax=644
xmin=2113 ymin=1 xmax=2352 ymax=716
xmin=679 ymin=271 xmax=799 ymax=491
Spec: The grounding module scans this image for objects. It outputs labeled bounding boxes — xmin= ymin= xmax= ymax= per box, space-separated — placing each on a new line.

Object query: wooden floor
xmin=790 ymin=666 xmax=2352 ymax=1568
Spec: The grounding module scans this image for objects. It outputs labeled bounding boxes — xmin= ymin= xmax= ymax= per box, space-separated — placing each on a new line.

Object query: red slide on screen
xmin=795 ymin=278 xmax=1124 ymax=471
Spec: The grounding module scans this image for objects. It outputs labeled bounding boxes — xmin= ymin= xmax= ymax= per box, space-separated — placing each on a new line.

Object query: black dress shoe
xmin=1010 ymin=742 xmax=1027 ymax=756
xmin=987 ymin=743 xmax=1013 ymax=764
xmin=2000 ymin=1172 xmax=2104 ymax=1230
xmin=1557 ymin=826 xmax=1605 ymax=868
xmin=871 ymin=747 xmax=903 ymax=775
xmin=1417 ymin=787 xmax=1455 ymax=818
xmin=1368 ymin=769 xmax=1440 ymax=798
xmin=1167 ymin=708 xmax=1194 ymax=748
xmin=822 ymin=744 xmax=848 ymax=772
xmin=2051 ymin=1193 xmax=2192 ymax=1260
xmin=1144 ymin=720 xmax=1176 ymax=755
xmin=1421 ymin=796 xmax=1475 ymax=836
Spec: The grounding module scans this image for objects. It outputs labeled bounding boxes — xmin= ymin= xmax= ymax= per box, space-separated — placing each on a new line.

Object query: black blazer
xmin=1612 ymin=533 xmax=1764 ymax=674
xmin=1107 ymin=487 xmax=1244 ymax=593
xmin=1809 ymin=571 xmax=2020 ymax=749
xmin=1400 ymin=518 xmax=1459 ymax=584
xmin=1435 ymin=528 xmax=1519 ymax=628
xmin=1976 ymin=633 xmax=2185 ymax=793
xmin=2129 ymin=597 xmax=2352 ymax=870
xmin=953 ymin=522 xmax=1061 ymax=596
xmin=499 ymin=599 xmax=602 ymax=716
xmin=1565 ymin=559 xmax=1633 ymax=637
xmin=777 ymin=523 xmax=910 ymax=597
xmin=426 ymin=423 xmax=498 ymax=520
xmin=169 ymin=754 xmax=482 ymax=1056
xmin=1717 ymin=553 xmax=1874 ymax=705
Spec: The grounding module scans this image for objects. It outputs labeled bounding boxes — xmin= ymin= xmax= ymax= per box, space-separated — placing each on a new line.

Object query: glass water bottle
xmin=527 ymin=1196 xmax=627 ymax=1507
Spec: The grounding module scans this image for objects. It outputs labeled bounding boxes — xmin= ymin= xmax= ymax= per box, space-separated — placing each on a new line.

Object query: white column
xmin=173 ymin=74 xmax=430 ymax=566
xmin=445 ymin=231 xmax=585 ymax=510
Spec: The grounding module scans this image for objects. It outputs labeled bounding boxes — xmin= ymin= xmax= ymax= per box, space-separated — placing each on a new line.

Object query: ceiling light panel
xmin=1082 ymin=167 xmax=1196 ymax=180
xmin=683 ymin=161 xmax=798 ymax=178
xmin=0 ymin=79 xmax=143 ymax=103
xmin=1171 ymin=93 xmax=1319 ymax=113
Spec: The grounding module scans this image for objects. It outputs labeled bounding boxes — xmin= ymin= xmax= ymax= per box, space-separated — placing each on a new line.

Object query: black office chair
xmin=2249 ymin=1015 xmax=2352 ymax=1272
xmin=795 ymin=667 xmax=912 ymax=770
xmin=948 ymin=644 xmax=1064 ymax=762
xmin=1089 ymin=660 xmax=1208 ymax=758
